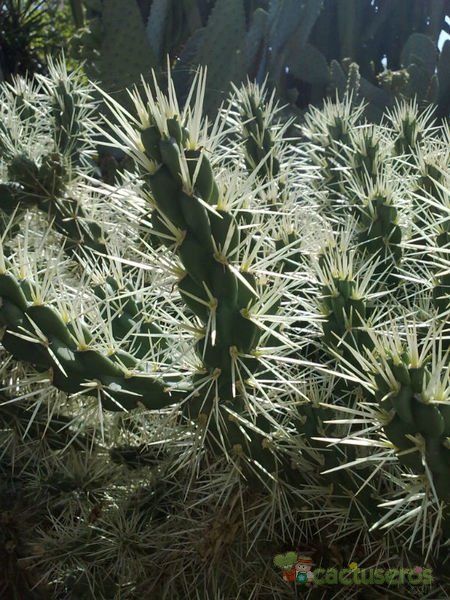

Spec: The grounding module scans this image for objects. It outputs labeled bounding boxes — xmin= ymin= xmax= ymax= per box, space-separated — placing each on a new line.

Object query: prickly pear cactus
xmin=0 ymin=62 xmax=448 ymax=599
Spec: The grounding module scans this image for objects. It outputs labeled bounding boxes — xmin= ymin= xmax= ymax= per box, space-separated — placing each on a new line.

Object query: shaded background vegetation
xmin=2 ymin=0 xmax=450 ymax=119
xmin=0 ymin=0 xmax=76 ymax=80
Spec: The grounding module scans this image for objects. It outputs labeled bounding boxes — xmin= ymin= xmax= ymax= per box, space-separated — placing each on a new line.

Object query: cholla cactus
xmin=0 ymin=62 xmax=448 ymax=599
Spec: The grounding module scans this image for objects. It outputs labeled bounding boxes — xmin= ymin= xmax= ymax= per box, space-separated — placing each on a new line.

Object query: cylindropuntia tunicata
xmin=0 ymin=63 xmax=448 ymax=598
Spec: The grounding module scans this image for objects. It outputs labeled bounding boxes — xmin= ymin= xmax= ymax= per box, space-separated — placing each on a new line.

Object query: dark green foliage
xmin=68 ymin=0 xmax=450 ymax=119
xmin=0 ymin=0 xmax=76 ymax=82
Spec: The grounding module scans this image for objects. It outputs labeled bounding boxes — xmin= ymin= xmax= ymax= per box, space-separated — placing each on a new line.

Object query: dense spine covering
xmin=0 ymin=65 xmax=448 ymax=598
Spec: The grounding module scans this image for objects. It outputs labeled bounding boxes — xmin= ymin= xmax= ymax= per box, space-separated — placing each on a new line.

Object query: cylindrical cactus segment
xmin=235 ymin=83 xmax=281 ymax=183
xmin=0 ymin=270 xmax=172 ymax=410
xmin=133 ymin=84 xmax=263 ymax=390
xmin=356 ymin=193 xmax=403 ymax=272
xmin=316 ymin=244 xmax=373 ymax=364
xmin=363 ymin=335 xmax=450 ymax=501
xmin=99 ymin=73 xmax=298 ymax=480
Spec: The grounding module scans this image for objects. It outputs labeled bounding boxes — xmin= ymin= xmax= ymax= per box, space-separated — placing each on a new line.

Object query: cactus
xmin=0 ymin=63 xmax=448 ymax=598
xmin=71 ymin=0 xmax=157 ymax=105
xmin=190 ymin=0 xmax=247 ymax=114
xmin=69 ymin=1 xmax=450 ymax=122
